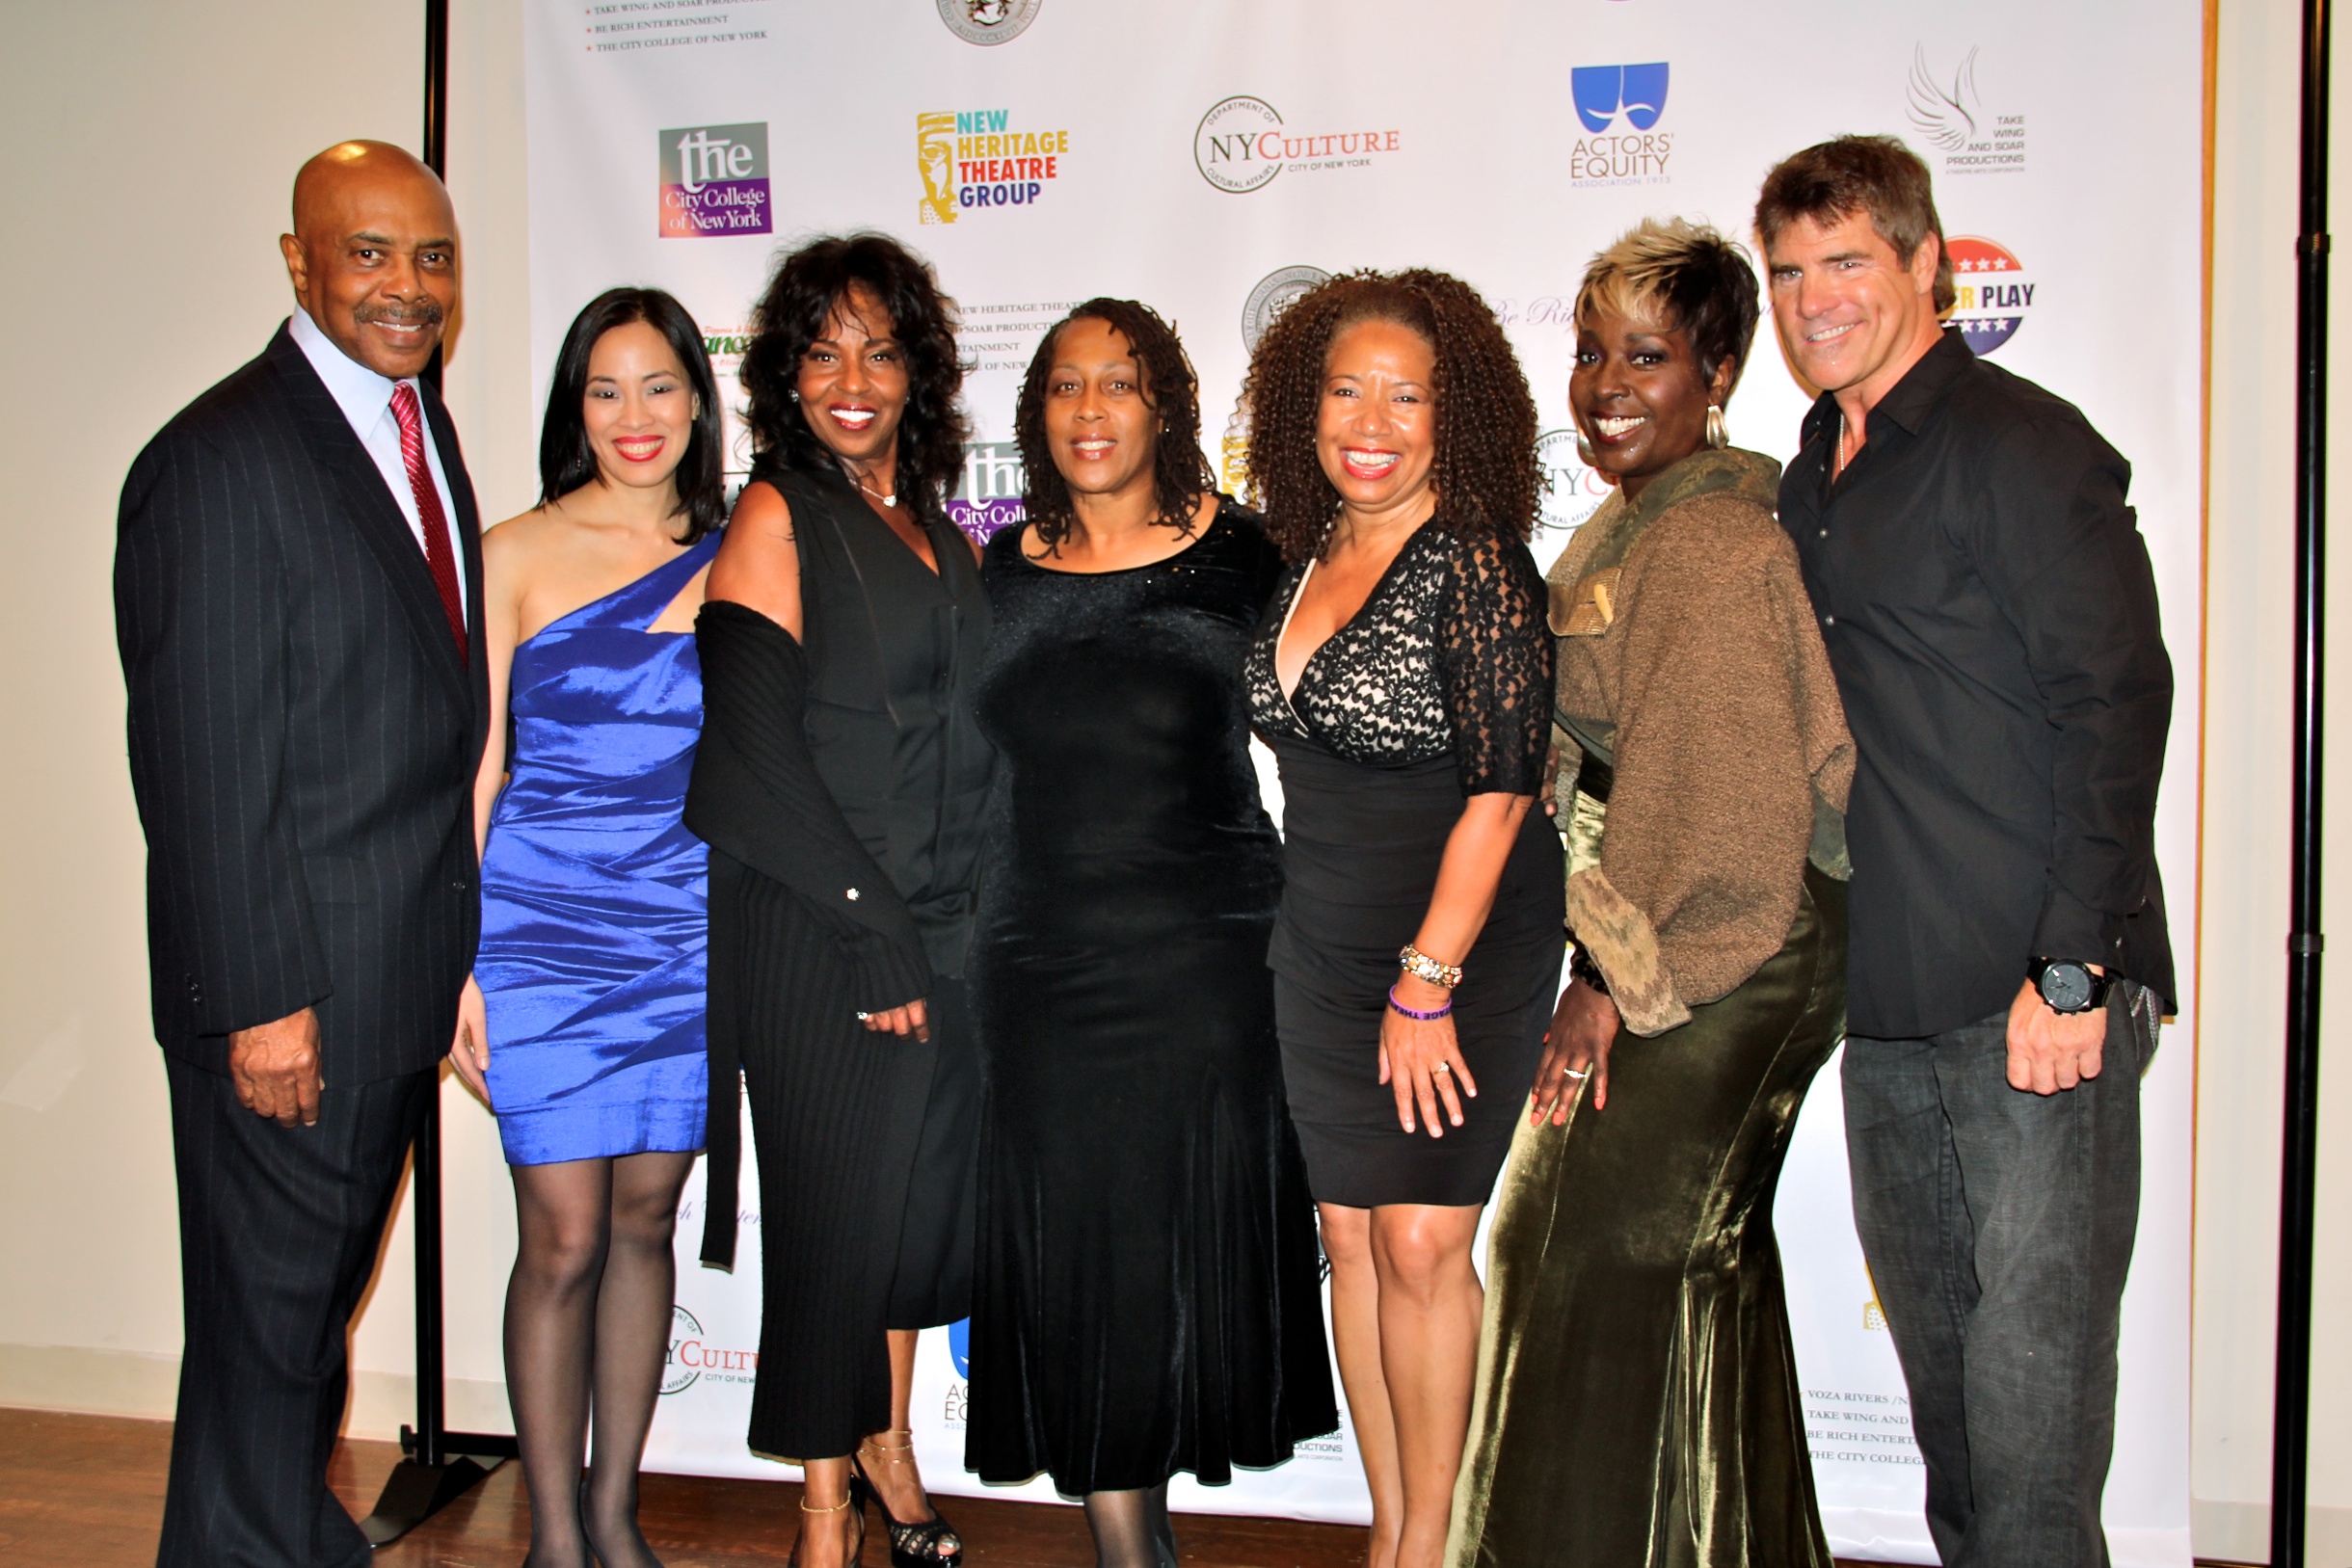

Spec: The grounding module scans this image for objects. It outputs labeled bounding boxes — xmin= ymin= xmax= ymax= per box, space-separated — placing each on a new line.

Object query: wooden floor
xmin=0 ymin=1405 xmax=1362 ymax=1568
xmin=0 ymin=1405 xmax=1911 ymax=1567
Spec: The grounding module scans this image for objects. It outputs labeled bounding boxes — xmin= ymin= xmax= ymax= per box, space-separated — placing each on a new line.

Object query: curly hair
xmin=1241 ymin=269 xmax=1538 ymax=563
xmin=739 ymin=232 xmax=970 ymax=522
xmin=1013 ymin=298 xmax=1217 ymax=552
xmin=1575 ymin=218 xmax=1761 ymax=401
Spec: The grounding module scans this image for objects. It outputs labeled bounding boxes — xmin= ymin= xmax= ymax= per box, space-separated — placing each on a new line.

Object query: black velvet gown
xmin=964 ymin=502 xmax=1339 ymax=1494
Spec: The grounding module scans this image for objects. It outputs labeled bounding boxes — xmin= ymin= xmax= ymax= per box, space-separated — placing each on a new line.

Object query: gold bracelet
xmin=1398 ymin=943 xmax=1463 ymax=991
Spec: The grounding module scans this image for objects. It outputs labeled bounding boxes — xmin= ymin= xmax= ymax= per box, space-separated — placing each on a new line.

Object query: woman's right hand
xmin=450 ymin=974 xmax=491 ymax=1104
xmin=1531 ymin=978 xmax=1617 ymax=1125
xmin=861 ymin=997 xmax=930 ymax=1044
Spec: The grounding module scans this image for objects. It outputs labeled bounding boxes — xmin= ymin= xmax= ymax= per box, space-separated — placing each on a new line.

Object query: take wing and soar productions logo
xmin=1944 ymin=235 xmax=2034 ymax=355
xmin=659 ymin=122 xmax=771 ymax=239
xmin=1194 ymin=96 xmax=1402 ymax=195
xmin=1567 ymin=63 xmax=1672 ymax=185
xmin=1906 ymin=45 xmax=2027 ymax=175
xmin=936 ymin=0 xmax=1041 ymax=45
xmin=918 ymin=108 xmax=1071 ymax=224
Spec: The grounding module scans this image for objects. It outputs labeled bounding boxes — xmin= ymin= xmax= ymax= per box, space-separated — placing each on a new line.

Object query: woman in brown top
xmin=1446 ymin=220 xmax=1855 ymax=1567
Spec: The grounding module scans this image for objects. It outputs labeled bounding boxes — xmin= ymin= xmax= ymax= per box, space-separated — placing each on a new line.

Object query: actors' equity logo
xmin=919 ymin=108 xmax=1071 ymax=224
xmin=1242 ymin=264 xmax=1332 ymax=353
xmin=659 ymin=123 xmax=771 ymax=239
xmin=1944 ymin=235 xmax=2034 ymax=355
xmin=936 ymin=0 xmax=1041 ymax=45
xmin=1566 ymin=64 xmax=1673 ymax=186
xmin=949 ymin=441 xmax=1028 ymax=542
xmin=1906 ymin=45 xmax=2026 ymax=175
xmin=949 ymin=1316 xmax=972 ymax=1378
xmin=1194 ymin=96 xmax=1402 ymax=195
xmin=1535 ymin=430 xmax=1615 ymax=544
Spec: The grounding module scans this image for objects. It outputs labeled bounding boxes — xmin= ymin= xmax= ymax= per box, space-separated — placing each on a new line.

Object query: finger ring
xmin=1564 ymin=1066 xmax=1590 ymax=1080
xmin=855 ymin=1012 xmax=871 ymax=1022
xmin=1433 ymin=1061 xmax=1451 ymax=1074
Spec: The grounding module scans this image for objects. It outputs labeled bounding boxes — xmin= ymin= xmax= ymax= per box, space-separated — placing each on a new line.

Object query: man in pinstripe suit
xmin=115 ymin=141 xmax=490 ymax=1568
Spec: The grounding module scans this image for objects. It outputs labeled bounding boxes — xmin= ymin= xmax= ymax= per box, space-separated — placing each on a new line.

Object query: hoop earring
xmin=1575 ymin=429 xmax=1597 ymax=465
xmin=1704 ymin=405 xmax=1728 ymax=449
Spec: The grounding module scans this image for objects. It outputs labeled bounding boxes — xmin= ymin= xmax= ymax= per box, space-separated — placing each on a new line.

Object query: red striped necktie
xmin=389 ymin=382 xmax=468 ymax=660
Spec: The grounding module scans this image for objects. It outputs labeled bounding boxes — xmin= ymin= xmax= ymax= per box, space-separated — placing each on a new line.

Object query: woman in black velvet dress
xmin=965 ymin=300 xmax=1338 ymax=1568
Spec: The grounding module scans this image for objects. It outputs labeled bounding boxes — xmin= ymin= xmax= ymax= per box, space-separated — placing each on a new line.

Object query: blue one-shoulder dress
xmin=478 ymin=534 xmax=717 ymax=1166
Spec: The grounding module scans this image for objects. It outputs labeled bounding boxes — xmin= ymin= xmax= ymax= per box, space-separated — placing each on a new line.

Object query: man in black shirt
xmin=1756 ymin=136 xmax=2172 ymax=1567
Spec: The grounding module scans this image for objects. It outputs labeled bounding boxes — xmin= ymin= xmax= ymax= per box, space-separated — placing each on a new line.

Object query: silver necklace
xmin=851 ymin=471 xmax=899 ymax=509
xmin=1833 ymin=412 xmax=1860 ymax=480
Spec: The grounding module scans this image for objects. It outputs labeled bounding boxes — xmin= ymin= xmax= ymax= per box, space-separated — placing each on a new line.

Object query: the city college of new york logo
xmin=918 ymin=108 xmax=1071 ymax=224
xmin=949 ymin=441 xmax=1027 ymax=542
xmin=1944 ymin=235 xmax=2035 ymax=355
xmin=1194 ymin=95 xmax=1401 ymax=195
xmin=658 ymin=122 xmax=772 ymax=239
xmin=1566 ymin=63 xmax=1673 ymax=186
xmin=936 ymin=0 xmax=1041 ymax=45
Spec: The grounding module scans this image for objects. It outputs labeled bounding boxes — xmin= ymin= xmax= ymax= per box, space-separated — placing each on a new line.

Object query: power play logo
xmin=659 ymin=123 xmax=771 ymax=239
xmin=918 ymin=108 xmax=1071 ymax=224
xmin=1945 ymin=235 xmax=2034 ymax=355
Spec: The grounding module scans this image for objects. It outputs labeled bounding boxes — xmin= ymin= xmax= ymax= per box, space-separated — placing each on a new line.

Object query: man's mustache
xmin=355 ymin=299 xmax=446 ymax=329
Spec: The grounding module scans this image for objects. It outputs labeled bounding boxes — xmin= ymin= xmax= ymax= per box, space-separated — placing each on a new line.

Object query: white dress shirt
xmin=288 ymin=307 xmax=468 ymax=620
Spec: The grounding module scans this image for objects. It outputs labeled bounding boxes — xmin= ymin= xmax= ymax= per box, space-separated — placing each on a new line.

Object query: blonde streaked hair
xmin=1573 ymin=217 xmax=1762 ymax=399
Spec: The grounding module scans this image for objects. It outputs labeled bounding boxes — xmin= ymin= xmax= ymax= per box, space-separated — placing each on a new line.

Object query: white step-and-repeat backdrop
xmin=519 ymin=3 xmax=2201 ymax=1560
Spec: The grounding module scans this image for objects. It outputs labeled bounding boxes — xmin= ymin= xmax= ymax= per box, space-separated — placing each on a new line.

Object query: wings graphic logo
xmin=1570 ymin=63 xmax=1669 ymax=134
xmin=1907 ymin=45 xmax=1982 ymax=153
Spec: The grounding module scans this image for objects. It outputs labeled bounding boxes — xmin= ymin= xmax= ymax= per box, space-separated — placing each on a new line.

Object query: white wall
xmin=0 ymin=2 xmax=2343 ymax=1560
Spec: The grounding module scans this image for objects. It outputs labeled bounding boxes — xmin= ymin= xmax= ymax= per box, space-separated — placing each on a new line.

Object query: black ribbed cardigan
xmin=684 ymin=599 xmax=933 ymax=1266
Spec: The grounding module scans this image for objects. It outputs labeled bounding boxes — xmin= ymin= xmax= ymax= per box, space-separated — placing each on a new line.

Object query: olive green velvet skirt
xmin=1447 ymin=865 xmax=1846 ymax=1568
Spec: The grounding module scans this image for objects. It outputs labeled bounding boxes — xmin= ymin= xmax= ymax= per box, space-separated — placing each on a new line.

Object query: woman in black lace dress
xmin=1240 ymin=271 xmax=1556 ymax=1568
xmin=966 ymin=300 xmax=1336 ymax=1568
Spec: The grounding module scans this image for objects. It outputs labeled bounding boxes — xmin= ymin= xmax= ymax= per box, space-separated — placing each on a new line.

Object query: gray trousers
xmin=1842 ymin=985 xmax=2156 ymax=1568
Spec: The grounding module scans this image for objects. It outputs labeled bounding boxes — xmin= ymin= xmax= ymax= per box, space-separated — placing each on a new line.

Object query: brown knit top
xmin=1546 ymin=447 xmax=1854 ymax=1037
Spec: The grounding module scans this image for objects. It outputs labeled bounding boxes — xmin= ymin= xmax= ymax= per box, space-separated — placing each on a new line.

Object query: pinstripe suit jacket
xmin=116 ymin=324 xmax=491 ymax=1086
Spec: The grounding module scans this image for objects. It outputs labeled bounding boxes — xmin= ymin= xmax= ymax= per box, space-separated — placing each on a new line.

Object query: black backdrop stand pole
xmin=358 ymin=0 xmax=519 ymax=1546
xmin=2274 ymin=1 xmax=2333 ymax=1565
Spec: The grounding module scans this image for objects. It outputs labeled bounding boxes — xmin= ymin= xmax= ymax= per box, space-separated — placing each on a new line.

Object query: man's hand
xmin=2006 ymin=977 xmax=2106 ymax=1095
xmin=227 ymin=1007 xmax=324 ymax=1127
xmin=861 ymin=997 xmax=930 ymax=1043
xmin=449 ymin=975 xmax=490 ymax=1103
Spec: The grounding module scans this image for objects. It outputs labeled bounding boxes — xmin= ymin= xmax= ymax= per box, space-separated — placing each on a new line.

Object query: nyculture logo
xmin=658 ymin=122 xmax=771 ymax=239
xmin=919 ymin=108 xmax=1071 ymax=224
xmin=1193 ymin=96 xmax=1401 ymax=195
xmin=1944 ymin=235 xmax=2035 ymax=355
xmin=1567 ymin=63 xmax=1674 ymax=187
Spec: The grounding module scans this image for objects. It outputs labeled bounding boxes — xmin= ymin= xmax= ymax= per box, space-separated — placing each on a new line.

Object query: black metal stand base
xmin=358 ymin=1424 xmax=520 ymax=1546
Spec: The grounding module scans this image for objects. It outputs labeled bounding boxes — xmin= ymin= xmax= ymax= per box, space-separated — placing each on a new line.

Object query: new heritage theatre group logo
xmin=918 ymin=108 xmax=1072 ymax=223
xmin=659 ymin=123 xmax=772 ymax=238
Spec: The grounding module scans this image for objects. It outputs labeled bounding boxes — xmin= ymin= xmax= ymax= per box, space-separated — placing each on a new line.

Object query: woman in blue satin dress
xmin=450 ymin=288 xmax=724 ymax=1568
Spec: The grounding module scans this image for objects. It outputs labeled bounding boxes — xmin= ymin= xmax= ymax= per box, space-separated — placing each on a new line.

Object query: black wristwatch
xmin=2028 ymin=957 xmax=2111 ymax=1014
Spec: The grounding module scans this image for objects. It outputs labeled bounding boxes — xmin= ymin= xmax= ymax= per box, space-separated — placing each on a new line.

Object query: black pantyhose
xmin=1082 ymin=1484 xmax=1177 ymax=1568
xmin=505 ymin=1151 xmax=697 ymax=1568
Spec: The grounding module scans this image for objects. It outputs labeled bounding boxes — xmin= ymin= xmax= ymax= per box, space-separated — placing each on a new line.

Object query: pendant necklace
xmin=850 ymin=470 xmax=899 ymax=509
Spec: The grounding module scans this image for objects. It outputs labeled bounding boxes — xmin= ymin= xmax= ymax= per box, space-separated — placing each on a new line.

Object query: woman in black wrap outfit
xmin=686 ymin=233 xmax=985 ymax=1568
xmin=964 ymin=301 xmax=1337 ymax=1568
xmin=1239 ymin=272 xmax=1556 ymax=1568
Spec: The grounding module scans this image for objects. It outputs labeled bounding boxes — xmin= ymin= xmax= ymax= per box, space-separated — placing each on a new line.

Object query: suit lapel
xmin=265 ymin=330 xmax=470 ymax=705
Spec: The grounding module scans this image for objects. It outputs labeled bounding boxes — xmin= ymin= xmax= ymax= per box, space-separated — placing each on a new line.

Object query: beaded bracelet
xmin=1398 ymin=943 xmax=1464 ymax=990
xmin=1387 ymin=984 xmax=1455 ymax=1022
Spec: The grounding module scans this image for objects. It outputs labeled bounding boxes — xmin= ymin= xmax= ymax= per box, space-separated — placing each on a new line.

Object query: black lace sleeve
xmin=1437 ymin=531 xmax=1553 ymax=795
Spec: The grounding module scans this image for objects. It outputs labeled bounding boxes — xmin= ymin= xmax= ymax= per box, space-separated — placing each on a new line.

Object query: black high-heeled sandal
xmin=788 ymin=1470 xmax=868 ymax=1568
xmin=852 ymin=1430 xmax=963 ymax=1568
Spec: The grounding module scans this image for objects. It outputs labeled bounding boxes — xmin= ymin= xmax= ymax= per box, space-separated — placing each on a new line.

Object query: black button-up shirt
xmin=1779 ymin=331 xmax=2174 ymax=1038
